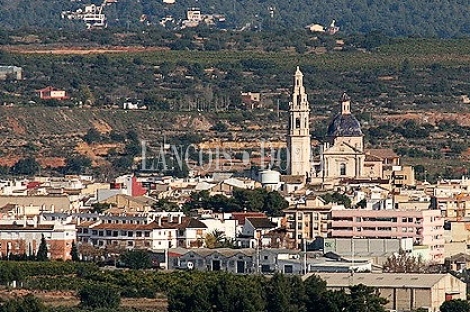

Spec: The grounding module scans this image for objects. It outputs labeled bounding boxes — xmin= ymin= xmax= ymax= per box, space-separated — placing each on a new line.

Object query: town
xmin=1 ymin=0 xmax=470 ymax=310
xmin=0 ymin=67 xmax=466 ymax=311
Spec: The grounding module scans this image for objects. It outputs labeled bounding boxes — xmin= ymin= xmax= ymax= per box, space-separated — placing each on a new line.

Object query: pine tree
xmin=36 ymin=234 xmax=48 ymax=261
xmin=71 ymin=241 xmax=79 ymax=261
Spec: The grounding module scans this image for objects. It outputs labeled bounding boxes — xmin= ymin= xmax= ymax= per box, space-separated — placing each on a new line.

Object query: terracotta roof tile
xmin=246 ymin=217 xmax=277 ymax=229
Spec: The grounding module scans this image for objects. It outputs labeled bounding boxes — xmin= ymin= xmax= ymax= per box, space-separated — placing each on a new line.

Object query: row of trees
xmin=180 ymin=189 xmax=289 ymax=216
xmin=0 ymin=260 xmax=468 ymax=312
xmin=167 ymin=272 xmax=388 ymax=312
xmin=1 ymin=0 xmax=470 ymax=37
xmin=3 ymin=156 xmax=93 ymax=176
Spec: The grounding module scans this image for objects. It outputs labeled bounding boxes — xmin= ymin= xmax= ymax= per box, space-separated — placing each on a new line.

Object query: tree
xmin=265 ymin=273 xmax=291 ymax=312
xmin=70 ymin=241 xmax=79 ymax=261
xmin=153 ymin=199 xmax=180 ymax=212
xmin=90 ymin=202 xmax=110 ymax=213
xmin=348 ymin=284 xmax=387 ymax=312
xmin=36 ymin=235 xmax=48 ymax=261
xmin=204 ymin=230 xmax=226 ymax=249
xmin=172 ymin=160 xmax=189 ymax=178
xmin=79 ymin=283 xmax=120 ymax=309
xmin=109 ymin=130 xmax=125 ymax=142
xmin=440 ymin=299 xmax=470 ymax=312
xmin=321 ymin=192 xmax=352 ymax=208
xmin=210 ymin=122 xmax=228 ymax=132
xmin=63 ymin=155 xmax=92 ymax=174
xmin=126 ymin=130 xmax=139 ymax=142
xmin=83 ymin=128 xmax=102 ymax=144
xmin=120 ymin=249 xmax=153 ymax=269
xmin=11 ymin=157 xmax=40 ymax=176
xmin=264 ymin=191 xmax=289 ymax=217
xmin=167 ymin=273 xmax=212 ymax=312
xmin=0 ymin=294 xmax=46 ymax=312
xmin=383 ymin=249 xmax=425 ymax=273
xmin=304 ymin=274 xmax=330 ymax=312
xmin=356 ymin=199 xmax=367 ymax=208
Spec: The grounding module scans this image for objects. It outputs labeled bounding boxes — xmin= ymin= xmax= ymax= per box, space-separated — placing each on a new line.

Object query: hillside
xmin=2 ymin=37 xmax=470 ymax=179
xmin=1 ymin=0 xmax=470 ymax=37
xmin=0 ymin=105 xmax=470 ymax=180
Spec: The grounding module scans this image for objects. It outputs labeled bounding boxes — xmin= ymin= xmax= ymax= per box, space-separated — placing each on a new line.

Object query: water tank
xmin=260 ymin=170 xmax=281 ymax=185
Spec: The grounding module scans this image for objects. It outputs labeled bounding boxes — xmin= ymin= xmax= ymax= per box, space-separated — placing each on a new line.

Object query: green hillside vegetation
xmin=1 ymin=0 xmax=470 ymax=37
xmin=1 ymin=34 xmax=470 ymax=180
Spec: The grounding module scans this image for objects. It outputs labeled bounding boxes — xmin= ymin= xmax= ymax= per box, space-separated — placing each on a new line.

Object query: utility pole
xmin=350 ymin=237 xmax=355 ymax=285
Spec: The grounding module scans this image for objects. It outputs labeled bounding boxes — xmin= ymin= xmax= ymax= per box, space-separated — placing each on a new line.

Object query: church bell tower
xmin=287 ymin=67 xmax=311 ymax=177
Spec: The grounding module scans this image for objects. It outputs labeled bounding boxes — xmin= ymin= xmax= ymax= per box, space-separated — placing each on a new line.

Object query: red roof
xmin=231 ymin=212 xmax=266 ymax=225
xmin=27 ymin=181 xmax=42 ymax=189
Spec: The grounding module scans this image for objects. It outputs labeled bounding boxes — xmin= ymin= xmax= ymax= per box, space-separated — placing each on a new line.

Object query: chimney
xmin=178 ymin=214 xmax=182 ymax=224
xmin=33 ymin=215 xmax=38 ymax=228
xmin=169 ymin=213 xmax=173 ymax=223
xmin=158 ymin=216 xmax=162 ymax=227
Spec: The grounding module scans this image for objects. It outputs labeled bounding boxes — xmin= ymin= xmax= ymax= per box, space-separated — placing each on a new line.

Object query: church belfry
xmin=287 ymin=67 xmax=311 ymax=177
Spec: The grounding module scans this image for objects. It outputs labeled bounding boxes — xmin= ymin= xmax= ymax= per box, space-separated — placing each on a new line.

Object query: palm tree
xmin=204 ymin=230 xmax=226 ymax=248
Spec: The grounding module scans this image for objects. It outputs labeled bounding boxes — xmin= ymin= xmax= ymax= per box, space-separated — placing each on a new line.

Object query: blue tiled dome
xmin=326 ymin=113 xmax=363 ymax=137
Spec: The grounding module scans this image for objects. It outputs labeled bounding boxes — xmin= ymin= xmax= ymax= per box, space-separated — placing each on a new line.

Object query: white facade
xmin=287 ymin=67 xmax=311 ymax=177
xmin=200 ymin=218 xmax=237 ymax=240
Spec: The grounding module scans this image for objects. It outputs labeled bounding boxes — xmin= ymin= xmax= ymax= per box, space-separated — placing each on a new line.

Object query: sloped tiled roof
xmin=231 ymin=212 xmax=266 ymax=225
xmin=365 ymin=148 xmax=399 ymax=159
xmin=246 ymin=217 xmax=277 ymax=229
xmin=280 ymin=175 xmax=305 ymax=184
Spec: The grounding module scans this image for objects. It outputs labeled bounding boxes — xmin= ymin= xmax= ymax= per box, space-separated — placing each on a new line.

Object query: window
xmin=136 ymin=231 xmax=142 ymax=237
xmin=106 ymin=230 xmax=111 ymax=236
xmin=340 ymin=163 xmax=346 ymax=176
xmin=127 ymin=241 xmax=134 ymax=247
xmin=144 ymin=232 xmax=150 ymax=237
xmin=295 ymin=118 xmax=301 ymax=129
xmin=127 ymin=231 xmax=133 ymax=237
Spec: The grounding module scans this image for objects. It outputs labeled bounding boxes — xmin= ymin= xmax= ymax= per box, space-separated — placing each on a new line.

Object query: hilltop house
xmin=36 ymin=86 xmax=69 ymax=100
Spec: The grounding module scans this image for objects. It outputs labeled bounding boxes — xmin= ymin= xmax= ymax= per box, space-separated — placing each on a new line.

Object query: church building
xmin=317 ymin=93 xmax=366 ymax=180
xmin=286 ymin=67 xmax=391 ymax=186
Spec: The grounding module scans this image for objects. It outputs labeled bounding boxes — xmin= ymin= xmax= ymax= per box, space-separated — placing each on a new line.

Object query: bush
xmin=79 ymin=283 xmax=121 ymax=309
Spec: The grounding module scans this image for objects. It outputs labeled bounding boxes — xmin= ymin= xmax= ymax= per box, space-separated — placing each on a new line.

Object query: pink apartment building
xmin=329 ymin=208 xmax=445 ymax=263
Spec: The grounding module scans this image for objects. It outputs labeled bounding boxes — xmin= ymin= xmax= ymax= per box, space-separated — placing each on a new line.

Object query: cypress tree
xmin=71 ymin=241 xmax=79 ymax=261
xmin=36 ymin=234 xmax=48 ymax=261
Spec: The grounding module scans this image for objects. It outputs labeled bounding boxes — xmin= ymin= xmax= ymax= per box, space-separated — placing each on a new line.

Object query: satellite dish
xmin=187 ymin=261 xmax=194 ymax=270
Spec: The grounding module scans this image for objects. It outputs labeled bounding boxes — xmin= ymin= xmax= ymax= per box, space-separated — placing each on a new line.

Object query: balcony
xmin=330 ymin=220 xmax=353 ymax=227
